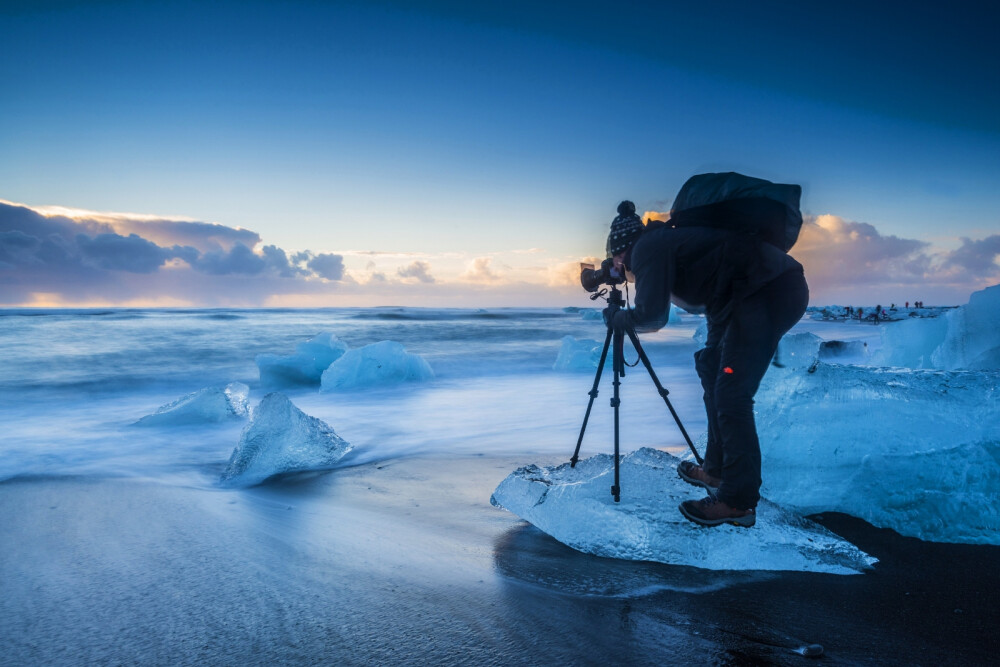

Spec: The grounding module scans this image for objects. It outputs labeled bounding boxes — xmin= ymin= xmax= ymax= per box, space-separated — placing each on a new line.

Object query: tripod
xmin=570 ymin=284 xmax=702 ymax=502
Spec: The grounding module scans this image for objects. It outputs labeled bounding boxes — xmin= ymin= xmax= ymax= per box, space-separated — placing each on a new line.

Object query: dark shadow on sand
xmin=491 ymin=516 xmax=1000 ymax=665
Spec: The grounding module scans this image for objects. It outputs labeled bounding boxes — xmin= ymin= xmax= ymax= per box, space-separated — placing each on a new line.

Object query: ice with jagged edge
xmin=553 ymin=335 xmax=610 ymax=371
xmin=134 ymin=382 xmax=249 ymax=426
xmin=875 ymin=283 xmax=1000 ymax=370
xmin=220 ymin=392 xmax=352 ymax=487
xmin=491 ymin=448 xmax=876 ymax=574
xmin=320 ymin=340 xmax=433 ymax=391
xmin=256 ymin=332 xmax=349 ymax=386
xmin=755 ymin=352 xmax=1000 ymax=545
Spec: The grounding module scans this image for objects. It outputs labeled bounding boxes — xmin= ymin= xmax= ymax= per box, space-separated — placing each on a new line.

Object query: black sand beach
xmin=2 ymin=455 xmax=997 ymax=666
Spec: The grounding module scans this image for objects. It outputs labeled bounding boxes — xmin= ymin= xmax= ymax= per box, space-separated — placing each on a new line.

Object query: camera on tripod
xmin=580 ymin=258 xmax=625 ymax=293
xmin=571 ymin=257 xmax=702 ymax=502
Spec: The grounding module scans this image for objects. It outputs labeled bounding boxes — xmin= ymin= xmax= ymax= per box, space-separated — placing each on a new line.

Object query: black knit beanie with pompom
xmin=606 ymin=200 xmax=644 ymax=256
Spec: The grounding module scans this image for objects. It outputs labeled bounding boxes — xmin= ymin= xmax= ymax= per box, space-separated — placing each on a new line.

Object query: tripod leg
xmin=570 ymin=325 xmax=613 ymax=467
xmin=611 ymin=327 xmax=623 ymax=502
xmin=625 ymin=327 xmax=704 ymax=465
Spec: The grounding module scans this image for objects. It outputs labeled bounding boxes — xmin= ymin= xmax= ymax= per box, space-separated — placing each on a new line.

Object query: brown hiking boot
xmin=677 ymin=460 xmax=721 ymax=491
xmin=679 ymin=495 xmax=756 ymax=528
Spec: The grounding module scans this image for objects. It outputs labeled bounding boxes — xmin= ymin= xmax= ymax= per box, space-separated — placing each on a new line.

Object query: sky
xmin=1 ymin=0 xmax=999 ymax=308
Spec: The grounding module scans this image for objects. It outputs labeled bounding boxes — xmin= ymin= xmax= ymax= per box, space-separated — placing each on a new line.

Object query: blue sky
xmin=2 ymin=0 xmax=998 ymax=306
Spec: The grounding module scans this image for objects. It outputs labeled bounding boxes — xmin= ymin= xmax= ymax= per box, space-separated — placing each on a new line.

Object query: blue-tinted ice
xmin=256 ymin=332 xmax=348 ymax=386
xmin=491 ymin=448 xmax=877 ymax=574
xmin=875 ymin=283 xmax=1000 ymax=370
xmin=221 ymin=392 xmax=351 ymax=486
xmin=320 ymin=340 xmax=433 ymax=391
xmin=553 ymin=335 xmax=608 ymax=371
xmin=756 ymin=361 xmax=1000 ymax=544
xmin=134 ymin=382 xmax=249 ymax=426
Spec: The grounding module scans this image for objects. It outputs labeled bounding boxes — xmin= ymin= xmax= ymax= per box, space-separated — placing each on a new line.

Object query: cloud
xmin=3 ymin=198 xmax=996 ymax=307
xmin=460 ymin=257 xmax=502 ymax=283
xmin=794 ymin=214 xmax=929 ymax=287
xmin=792 ymin=215 xmax=1000 ymax=304
xmin=307 ymin=253 xmax=345 ymax=281
xmin=546 ymin=257 xmax=600 ymax=288
xmin=397 ymin=260 xmax=435 ymax=283
xmin=943 ymin=235 xmax=1000 ymax=275
xmin=0 ymin=200 xmax=352 ymax=305
xmin=75 ymin=232 xmax=185 ymax=273
xmin=111 ymin=218 xmax=261 ymax=253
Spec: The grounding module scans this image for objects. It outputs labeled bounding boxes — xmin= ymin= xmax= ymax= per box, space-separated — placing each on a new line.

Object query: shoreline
xmin=2 ymin=455 xmax=997 ymax=665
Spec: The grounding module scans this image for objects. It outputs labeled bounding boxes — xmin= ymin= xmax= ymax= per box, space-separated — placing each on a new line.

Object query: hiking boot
xmin=679 ymin=495 xmax=756 ymax=528
xmin=677 ymin=460 xmax=721 ymax=491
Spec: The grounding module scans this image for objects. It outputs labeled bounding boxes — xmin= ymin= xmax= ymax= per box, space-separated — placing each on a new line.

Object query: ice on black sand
xmin=491 ymin=448 xmax=877 ymax=574
xmin=220 ymin=392 xmax=352 ymax=487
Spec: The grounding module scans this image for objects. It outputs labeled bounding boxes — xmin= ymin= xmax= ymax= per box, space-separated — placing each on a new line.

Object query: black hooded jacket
xmin=623 ymin=220 xmax=803 ymax=332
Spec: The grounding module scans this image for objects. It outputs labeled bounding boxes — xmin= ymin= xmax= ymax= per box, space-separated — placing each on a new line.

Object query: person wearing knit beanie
xmin=596 ymin=183 xmax=808 ymax=530
xmin=606 ymin=200 xmax=644 ymax=257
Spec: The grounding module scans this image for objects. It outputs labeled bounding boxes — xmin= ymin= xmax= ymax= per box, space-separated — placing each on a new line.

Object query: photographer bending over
xmin=604 ymin=199 xmax=808 ymax=528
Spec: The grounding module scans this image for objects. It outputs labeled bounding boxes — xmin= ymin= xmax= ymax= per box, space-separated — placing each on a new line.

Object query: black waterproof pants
xmin=694 ymin=268 xmax=809 ymax=510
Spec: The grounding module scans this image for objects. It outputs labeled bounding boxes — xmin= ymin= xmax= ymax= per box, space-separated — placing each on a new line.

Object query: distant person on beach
xmin=603 ymin=199 xmax=808 ymax=528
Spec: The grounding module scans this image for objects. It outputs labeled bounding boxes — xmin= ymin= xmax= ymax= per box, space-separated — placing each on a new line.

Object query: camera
xmin=580 ymin=258 xmax=625 ymax=292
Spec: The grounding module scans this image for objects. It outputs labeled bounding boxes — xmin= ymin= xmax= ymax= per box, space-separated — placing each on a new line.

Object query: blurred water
xmin=0 ymin=306 xmax=882 ymax=487
xmin=0 ymin=307 xmax=712 ymax=485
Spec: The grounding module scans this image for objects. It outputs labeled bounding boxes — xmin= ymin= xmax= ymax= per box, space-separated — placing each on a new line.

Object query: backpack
xmin=668 ymin=172 xmax=803 ymax=252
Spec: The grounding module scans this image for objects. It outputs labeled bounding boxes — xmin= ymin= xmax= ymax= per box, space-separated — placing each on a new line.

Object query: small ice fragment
xmin=135 ymin=382 xmax=250 ymax=426
xmin=220 ymin=392 xmax=352 ymax=486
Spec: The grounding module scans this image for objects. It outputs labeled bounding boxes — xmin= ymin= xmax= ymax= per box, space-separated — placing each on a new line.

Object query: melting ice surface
xmin=134 ymin=382 xmax=250 ymax=426
xmin=874 ymin=283 xmax=1000 ymax=370
xmin=320 ymin=340 xmax=433 ymax=391
xmin=256 ymin=332 xmax=349 ymax=387
xmin=756 ymin=351 xmax=1000 ymax=545
xmin=491 ymin=448 xmax=877 ymax=574
xmin=221 ymin=392 xmax=352 ymax=487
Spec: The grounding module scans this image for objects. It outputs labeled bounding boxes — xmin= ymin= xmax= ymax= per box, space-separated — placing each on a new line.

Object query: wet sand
xmin=1 ymin=455 xmax=997 ymax=666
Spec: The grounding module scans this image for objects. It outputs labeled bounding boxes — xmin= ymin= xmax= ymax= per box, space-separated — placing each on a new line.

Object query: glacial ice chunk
xmin=256 ymin=332 xmax=349 ymax=386
xmin=220 ymin=392 xmax=352 ymax=486
xmin=320 ymin=340 xmax=433 ymax=391
xmin=755 ymin=362 xmax=1000 ymax=544
xmin=553 ymin=336 xmax=609 ymax=371
xmin=135 ymin=382 xmax=250 ymax=426
xmin=875 ymin=283 xmax=1000 ymax=370
xmin=490 ymin=448 xmax=876 ymax=574
xmin=931 ymin=284 xmax=1000 ymax=370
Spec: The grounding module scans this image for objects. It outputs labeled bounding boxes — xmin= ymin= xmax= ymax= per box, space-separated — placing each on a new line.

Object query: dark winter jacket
xmin=623 ymin=219 xmax=803 ymax=332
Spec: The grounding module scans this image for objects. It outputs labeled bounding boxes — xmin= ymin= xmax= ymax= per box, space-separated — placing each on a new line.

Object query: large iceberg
xmin=875 ymin=284 xmax=1000 ymax=370
xmin=220 ymin=392 xmax=352 ymax=487
xmin=491 ymin=448 xmax=876 ymax=574
xmin=134 ymin=382 xmax=249 ymax=426
xmin=320 ymin=340 xmax=433 ymax=391
xmin=755 ymin=361 xmax=1000 ymax=544
xmin=256 ymin=332 xmax=349 ymax=386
